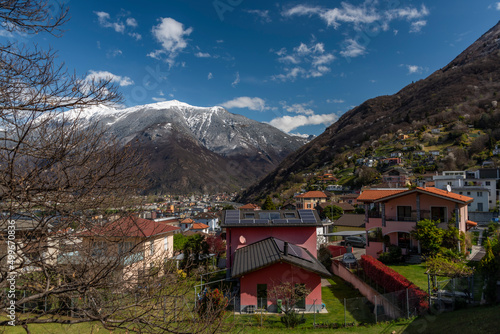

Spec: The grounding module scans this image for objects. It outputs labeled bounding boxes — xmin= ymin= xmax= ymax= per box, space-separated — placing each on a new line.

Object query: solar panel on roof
xmin=274 ymin=239 xmax=284 ymax=252
xmin=225 ymin=210 xmax=240 ymax=218
xmin=289 ymin=243 xmax=313 ymax=262
xmin=287 ymin=219 xmax=303 ymax=224
xmin=224 ymin=219 xmax=241 ymax=224
xmin=273 ymin=219 xmax=288 ymax=224
xmin=274 ymin=239 xmax=313 ymax=262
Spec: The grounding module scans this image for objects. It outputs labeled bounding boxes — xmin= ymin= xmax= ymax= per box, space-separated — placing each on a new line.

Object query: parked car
xmin=341 ymin=252 xmax=357 ymax=268
xmin=342 ymin=236 xmax=366 ymax=248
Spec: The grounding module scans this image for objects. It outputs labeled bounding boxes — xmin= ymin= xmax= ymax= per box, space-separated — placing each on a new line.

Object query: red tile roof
xmin=357 ymin=187 xmax=473 ymax=204
xmin=191 ymin=223 xmax=209 ymax=230
xmin=296 ymin=191 xmax=328 ymax=198
xmin=357 ymin=189 xmax=407 ymax=202
xmin=80 ymin=216 xmax=180 ymax=238
xmin=239 ymin=203 xmax=261 ymax=210
xmin=414 ymin=187 xmax=473 ymax=203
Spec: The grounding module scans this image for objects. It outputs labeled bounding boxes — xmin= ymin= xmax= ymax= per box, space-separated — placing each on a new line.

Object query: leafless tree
xmin=0 ymin=2 xmax=232 ymax=333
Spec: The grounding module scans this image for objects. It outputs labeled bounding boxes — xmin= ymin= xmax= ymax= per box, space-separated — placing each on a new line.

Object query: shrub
xmin=196 ymin=288 xmax=228 ymax=320
xmin=377 ymin=245 xmax=402 ymax=264
xmin=361 ymin=255 xmax=428 ymax=314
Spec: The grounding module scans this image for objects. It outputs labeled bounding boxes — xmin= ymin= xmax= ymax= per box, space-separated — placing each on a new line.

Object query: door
xmin=257 ymin=284 xmax=267 ymax=309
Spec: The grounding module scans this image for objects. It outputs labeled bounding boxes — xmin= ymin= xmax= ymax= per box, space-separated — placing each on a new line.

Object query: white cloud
xmin=207 ymin=72 xmax=213 ymax=80
xmin=387 ymin=5 xmax=429 ymax=20
xmin=95 ymin=11 xmax=125 ymax=33
xmin=129 ymin=32 xmax=142 ymax=40
xmin=283 ymin=2 xmax=430 ymax=44
xmin=152 ymin=97 xmax=166 ymax=102
xmin=327 ymin=99 xmax=345 ymax=103
xmin=246 ymin=9 xmax=271 ymax=23
xmin=195 ymin=52 xmax=211 ymax=58
xmin=340 ymin=39 xmax=366 ymax=58
xmin=410 ymin=20 xmax=427 ymax=33
xmin=95 ymin=11 xmax=142 ymax=39
xmin=281 ymin=102 xmax=315 ymax=116
xmin=312 ymin=53 xmax=335 ymax=66
xmin=269 ymin=113 xmax=338 ymax=133
xmin=85 ymin=70 xmax=134 ymax=87
xmin=106 ymin=49 xmax=123 ymax=58
xmin=406 ymin=65 xmax=422 ymax=74
xmin=272 ymin=41 xmax=335 ymax=81
xmin=231 ymin=72 xmax=240 ymax=87
xmin=149 ymin=18 xmax=193 ymax=65
xmin=278 ymin=55 xmax=300 ymax=64
xmin=496 ymin=2 xmax=500 ymax=10
xmin=126 ymin=17 xmax=138 ymax=27
xmin=0 ymin=29 xmax=13 ymax=37
xmin=221 ymin=97 xmax=266 ymax=111
xmin=283 ymin=3 xmax=379 ymax=29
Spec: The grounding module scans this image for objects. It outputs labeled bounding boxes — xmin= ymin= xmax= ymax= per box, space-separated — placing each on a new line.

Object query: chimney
xmin=284 ymin=242 xmax=289 ymax=256
xmin=422 ymin=181 xmax=426 ymax=188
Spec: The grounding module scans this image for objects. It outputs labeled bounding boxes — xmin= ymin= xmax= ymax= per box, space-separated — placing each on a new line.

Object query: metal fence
xmin=226 ymin=289 xmax=423 ymax=329
xmin=430 ymin=276 xmax=475 ymax=311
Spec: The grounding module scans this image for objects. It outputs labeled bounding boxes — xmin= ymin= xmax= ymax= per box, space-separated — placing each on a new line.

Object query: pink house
xmin=357 ymin=187 xmax=474 ymax=258
xmin=222 ymin=209 xmax=331 ymax=313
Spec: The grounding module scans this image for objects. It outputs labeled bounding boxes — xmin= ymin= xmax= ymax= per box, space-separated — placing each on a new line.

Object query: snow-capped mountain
xmin=67 ymin=100 xmax=307 ymax=193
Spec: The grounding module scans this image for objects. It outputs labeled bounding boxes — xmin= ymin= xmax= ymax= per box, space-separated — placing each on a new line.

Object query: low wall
xmin=331 ymin=261 xmax=403 ymax=319
xmin=468 ymin=212 xmax=496 ymax=225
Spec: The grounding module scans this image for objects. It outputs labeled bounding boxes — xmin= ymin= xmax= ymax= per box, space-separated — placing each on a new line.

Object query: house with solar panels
xmin=222 ymin=209 xmax=332 ymax=313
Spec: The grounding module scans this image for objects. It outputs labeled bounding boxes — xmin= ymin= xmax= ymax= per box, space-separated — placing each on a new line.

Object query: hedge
xmin=361 ymin=255 xmax=429 ymax=314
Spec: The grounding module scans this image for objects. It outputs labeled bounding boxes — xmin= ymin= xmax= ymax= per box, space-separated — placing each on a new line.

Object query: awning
xmin=466 ymin=220 xmax=478 ymax=231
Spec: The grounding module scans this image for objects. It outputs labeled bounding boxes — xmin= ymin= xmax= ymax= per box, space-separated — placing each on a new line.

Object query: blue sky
xmin=12 ymin=0 xmax=500 ymax=136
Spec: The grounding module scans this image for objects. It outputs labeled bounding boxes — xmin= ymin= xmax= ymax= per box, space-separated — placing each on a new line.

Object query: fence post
xmin=406 ymin=288 xmax=410 ymax=319
xmin=313 ymin=299 xmax=316 ymax=326
xmin=260 ymin=298 xmax=263 ymax=327
xmin=374 ymin=295 xmax=377 ymax=323
xmin=344 ymin=298 xmax=346 ymax=327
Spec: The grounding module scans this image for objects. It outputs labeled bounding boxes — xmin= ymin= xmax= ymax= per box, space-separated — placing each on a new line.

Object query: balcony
xmin=367 ymin=217 xmax=418 ymax=234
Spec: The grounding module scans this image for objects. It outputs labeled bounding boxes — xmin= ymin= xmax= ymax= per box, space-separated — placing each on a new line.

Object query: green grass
xmin=4 ymin=298 xmax=500 ymax=333
xmin=388 ymin=263 xmax=430 ymax=291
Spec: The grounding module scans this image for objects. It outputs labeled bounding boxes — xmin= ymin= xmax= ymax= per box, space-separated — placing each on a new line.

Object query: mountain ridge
xmin=65 ymin=100 xmax=307 ymax=194
xmin=238 ymin=20 xmax=500 ymax=202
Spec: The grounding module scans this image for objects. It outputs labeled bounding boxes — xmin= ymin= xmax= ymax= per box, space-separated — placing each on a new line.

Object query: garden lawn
xmin=388 ymin=263 xmax=429 ymax=291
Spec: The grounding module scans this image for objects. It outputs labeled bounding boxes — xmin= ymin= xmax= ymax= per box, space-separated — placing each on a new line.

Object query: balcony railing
xmin=369 ymin=210 xmax=443 ymax=223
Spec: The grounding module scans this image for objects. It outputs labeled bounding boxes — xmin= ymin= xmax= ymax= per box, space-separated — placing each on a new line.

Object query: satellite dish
xmin=239 ymin=235 xmax=246 ymax=244
xmin=446 ymin=185 xmax=452 ymax=192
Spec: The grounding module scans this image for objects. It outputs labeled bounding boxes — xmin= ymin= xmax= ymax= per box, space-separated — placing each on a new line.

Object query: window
xmin=467 ymin=192 xmax=471 ymax=195
xmin=118 ymin=241 xmax=133 ymax=255
xmin=244 ymin=213 xmax=255 ymax=219
xmin=477 ymin=192 xmax=483 ymax=197
xmin=164 ymin=236 xmax=169 ymax=251
xmin=431 ymin=207 xmax=447 ymax=223
xmin=150 ymin=240 xmax=155 ymax=256
xmin=257 ymin=284 xmax=267 ymax=309
xmin=91 ymin=241 xmax=107 ymax=256
xmin=397 ymin=206 xmax=412 ymax=221
xmin=486 ymin=181 xmax=491 ymax=186
xmin=477 ymin=203 xmax=484 ymax=212
xmin=284 ymin=212 xmax=296 ymax=218
xmin=306 ymin=203 xmax=312 ymax=209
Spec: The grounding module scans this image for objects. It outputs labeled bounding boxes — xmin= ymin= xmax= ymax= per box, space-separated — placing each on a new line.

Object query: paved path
xmin=468 ymin=228 xmax=485 ymax=261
